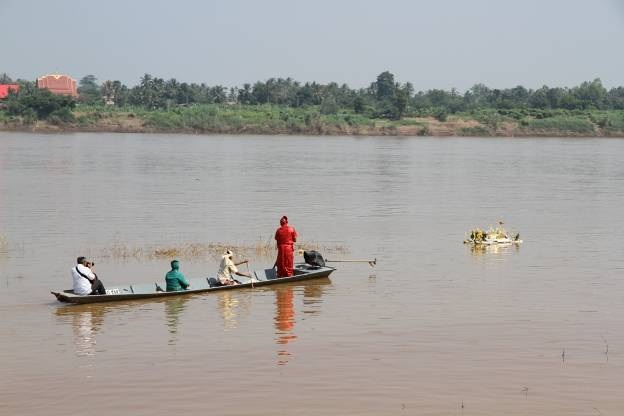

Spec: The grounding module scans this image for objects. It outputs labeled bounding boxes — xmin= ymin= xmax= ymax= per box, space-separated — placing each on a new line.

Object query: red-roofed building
xmin=0 ymin=84 xmax=20 ymax=99
xmin=36 ymin=74 xmax=77 ymax=97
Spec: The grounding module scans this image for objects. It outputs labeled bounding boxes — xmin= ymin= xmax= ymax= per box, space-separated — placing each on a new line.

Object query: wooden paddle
xmin=326 ymin=258 xmax=377 ymax=267
xmin=296 ymin=249 xmax=377 ymax=268
xmin=246 ymin=261 xmax=254 ymax=288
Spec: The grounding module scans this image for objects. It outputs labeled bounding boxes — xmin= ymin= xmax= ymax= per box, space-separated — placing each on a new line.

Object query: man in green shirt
xmin=165 ymin=260 xmax=190 ymax=291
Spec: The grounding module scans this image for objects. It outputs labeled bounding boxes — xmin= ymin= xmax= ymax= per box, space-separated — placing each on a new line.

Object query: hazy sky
xmin=1 ymin=0 xmax=623 ymax=91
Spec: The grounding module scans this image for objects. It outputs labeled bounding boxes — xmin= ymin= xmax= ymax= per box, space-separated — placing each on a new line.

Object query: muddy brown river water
xmin=1 ymin=132 xmax=623 ymax=415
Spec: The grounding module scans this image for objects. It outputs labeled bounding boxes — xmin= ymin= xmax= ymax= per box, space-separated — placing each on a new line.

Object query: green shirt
xmin=165 ymin=269 xmax=189 ymax=292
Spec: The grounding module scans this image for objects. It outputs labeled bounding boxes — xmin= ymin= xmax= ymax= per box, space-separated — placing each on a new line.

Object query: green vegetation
xmin=0 ymin=81 xmax=75 ymax=124
xmin=459 ymin=126 xmax=492 ymax=136
xmin=525 ymin=117 xmax=595 ymax=134
xmin=1 ymin=70 xmax=624 ymax=136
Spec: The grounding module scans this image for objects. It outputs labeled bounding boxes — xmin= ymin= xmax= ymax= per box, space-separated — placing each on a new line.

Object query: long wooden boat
xmin=52 ymin=264 xmax=335 ymax=304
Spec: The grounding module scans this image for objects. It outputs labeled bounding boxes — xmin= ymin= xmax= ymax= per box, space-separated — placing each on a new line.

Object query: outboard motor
xmin=303 ymin=250 xmax=326 ymax=267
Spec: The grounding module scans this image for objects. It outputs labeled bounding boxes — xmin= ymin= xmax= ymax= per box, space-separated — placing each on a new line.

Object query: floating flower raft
xmin=464 ymin=222 xmax=522 ymax=246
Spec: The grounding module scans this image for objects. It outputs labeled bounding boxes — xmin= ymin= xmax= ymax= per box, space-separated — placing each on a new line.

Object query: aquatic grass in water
xmin=88 ymin=239 xmax=348 ymax=262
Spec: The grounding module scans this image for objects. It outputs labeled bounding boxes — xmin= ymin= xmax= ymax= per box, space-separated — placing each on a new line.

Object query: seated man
xmin=165 ymin=260 xmax=190 ymax=292
xmin=71 ymin=256 xmax=106 ymax=295
xmin=217 ymin=250 xmax=251 ymax=286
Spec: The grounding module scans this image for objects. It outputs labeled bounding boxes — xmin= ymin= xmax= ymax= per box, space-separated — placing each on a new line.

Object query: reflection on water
xmin=215 ymin=291 xmax=252 ymax=330
xmin=73 ymin=312 xmax=98 ymax=357
xmin=468 ymin=243 xmax=521 ymax=256
xmin=275 ymin=287 xmax=296 ymax=365
xmin=274 ymin=279 xmax=330 ymax=365
xmin=217 ymin=291 xmax=240 ymax=330
xmin=165 ymin=296 xmax=190 ymax=345
xmin=55 ymin=305 xmax=105 ymax=358
xmin=302 ymin=278 xmax=329 ymax=315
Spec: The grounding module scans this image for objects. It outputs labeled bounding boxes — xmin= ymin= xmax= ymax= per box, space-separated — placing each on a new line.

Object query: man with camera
xmin=71 ymin=256 xmax=106 ymax=295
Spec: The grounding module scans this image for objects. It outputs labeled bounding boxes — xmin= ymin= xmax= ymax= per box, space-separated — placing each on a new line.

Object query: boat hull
xmin=51 ymin=265 xmax=335 ymax=304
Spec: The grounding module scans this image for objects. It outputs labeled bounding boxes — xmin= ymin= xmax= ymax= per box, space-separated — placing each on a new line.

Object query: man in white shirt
xmin=216 ymin=250 xmax=251 ymax=286
xmin=71 ymin=256 xmax=106 ymax=295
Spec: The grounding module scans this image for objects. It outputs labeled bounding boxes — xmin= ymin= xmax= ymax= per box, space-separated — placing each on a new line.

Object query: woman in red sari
xmin=274 ymin=216 xmax=298 ymax=277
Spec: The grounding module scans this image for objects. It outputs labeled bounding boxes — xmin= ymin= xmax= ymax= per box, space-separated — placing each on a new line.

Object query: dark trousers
xmin=89 ymin=278 xmax=106 ymax=295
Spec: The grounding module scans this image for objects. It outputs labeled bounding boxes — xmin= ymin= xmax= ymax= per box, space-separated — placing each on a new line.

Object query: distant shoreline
xmin=1 ymin=122 xmax=622 ymax=138
xmin=2 ymin=106 xmax=624 ymax=137
xmin=1 ymin=122 xmax=621 ymax=138
xmin=3 ymin=72 xmax=624 ymax=139
xmin=3 ymin=125 xmax=621 ymax=138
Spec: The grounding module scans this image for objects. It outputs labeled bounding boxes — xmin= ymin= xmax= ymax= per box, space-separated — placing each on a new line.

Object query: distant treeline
xmin=1 ymin=71 xmax=624 ymax=123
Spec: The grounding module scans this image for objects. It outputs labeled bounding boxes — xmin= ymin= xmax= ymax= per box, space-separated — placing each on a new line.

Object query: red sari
xmin=275 ymin=224 xmax=298 ymax=277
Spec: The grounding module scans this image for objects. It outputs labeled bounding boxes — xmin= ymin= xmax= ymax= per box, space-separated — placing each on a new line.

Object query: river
xmin=1 ymin=132 xmax=623 ymax=415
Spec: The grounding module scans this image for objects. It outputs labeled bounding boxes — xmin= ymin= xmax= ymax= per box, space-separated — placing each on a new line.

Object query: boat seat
xmin=130 ymin=283 xmax=158 ymax=294
xmin=254 ymin=268 xmax=277 ymax=281
xmin=188 ymin=278 xmax=211 ymax=290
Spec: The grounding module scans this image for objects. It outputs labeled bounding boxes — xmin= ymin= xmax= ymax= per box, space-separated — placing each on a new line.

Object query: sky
xmin=1 ymin=0 xmax=623 ymax=91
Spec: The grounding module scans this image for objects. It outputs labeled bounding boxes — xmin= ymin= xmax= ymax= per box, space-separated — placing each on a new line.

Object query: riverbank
xmin=2 ymin=105 xmax=624 ymax=137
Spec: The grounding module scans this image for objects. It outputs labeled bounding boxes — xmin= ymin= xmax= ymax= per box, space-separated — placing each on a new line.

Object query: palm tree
xmin=100 ymin=80 xmax=115 ymax=105
xmin=0 ymin=73 xmax=13 ymax=84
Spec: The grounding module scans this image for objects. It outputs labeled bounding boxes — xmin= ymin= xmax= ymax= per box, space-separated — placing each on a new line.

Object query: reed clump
xmin=90 ymin=239 xmax=348 ymax=261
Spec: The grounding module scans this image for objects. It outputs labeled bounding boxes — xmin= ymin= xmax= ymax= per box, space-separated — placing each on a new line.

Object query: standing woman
xmin=274 ymin=216 xmax=298 ymax=277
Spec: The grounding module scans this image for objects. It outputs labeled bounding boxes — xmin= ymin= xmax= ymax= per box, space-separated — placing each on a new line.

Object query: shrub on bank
xmin=4 ymin=86 xmax=76 ymax=121
xmin=395 ymin=118 xmax=425 ymax=127
xmin=47 ymin=107 xmax=76 ymax=125
xmin=587 ymin=110 xmax=624 ymax=134
xmin=139 ymin=104 xmax=377 ymax=133
xmin=603 ymin=116 xmax=624 ymax=135
xmin=459 ymin=125 xmax=491 ymax=136
xmin=526 ymin=117 xmax=595 ymax=134
xmin=467 ymin=109 xmax=510 ymax=128
xmin=6 ymin=100 xmax=624 ymax=136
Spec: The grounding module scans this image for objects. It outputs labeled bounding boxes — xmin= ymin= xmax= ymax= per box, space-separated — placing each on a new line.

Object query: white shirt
xmin=217 ymin=256 xmax=238 ymax=284
xmin=72 ymin=264 xmax=96 ymax=295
